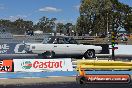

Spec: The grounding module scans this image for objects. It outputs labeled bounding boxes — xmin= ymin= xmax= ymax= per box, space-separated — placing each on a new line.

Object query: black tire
xmin=42 ymin=51 xmax=55 ymax=59
xmin=80 ymin=77 xmax=87 ymax=84
xmin=76 ymin=76 xmax=87 ymax=84
xmin=77 ymin=77 xmax=88 ymax=88
xmin=84 ymin=50 xmax=95 ymax=59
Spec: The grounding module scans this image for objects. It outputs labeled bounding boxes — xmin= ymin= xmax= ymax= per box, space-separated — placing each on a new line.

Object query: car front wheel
xmin=84 ymin=50 xmax=95 ymax=59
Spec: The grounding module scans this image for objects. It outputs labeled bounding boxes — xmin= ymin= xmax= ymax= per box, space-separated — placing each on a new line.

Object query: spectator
xmin=26 ymin=29 xmax=30 ymax=35
xmin=122 ymin=33 xmax=128 ymax=41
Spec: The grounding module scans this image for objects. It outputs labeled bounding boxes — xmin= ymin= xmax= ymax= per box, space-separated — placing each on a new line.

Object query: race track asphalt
xmin=0 ymin=77 xmax=131 ymax=88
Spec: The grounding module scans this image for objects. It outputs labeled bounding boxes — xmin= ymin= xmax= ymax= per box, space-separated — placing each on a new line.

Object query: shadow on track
xmin=0 ymin=82 xmax=131 ymax=88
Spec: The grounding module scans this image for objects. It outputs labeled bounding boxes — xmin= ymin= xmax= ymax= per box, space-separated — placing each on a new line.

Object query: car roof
xmin=46 ymin=35 xmax=73 ymax=43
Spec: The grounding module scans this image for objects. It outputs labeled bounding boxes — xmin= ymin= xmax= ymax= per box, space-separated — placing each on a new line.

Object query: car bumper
xmin=95 ymin=50 xmax=102 ymax=54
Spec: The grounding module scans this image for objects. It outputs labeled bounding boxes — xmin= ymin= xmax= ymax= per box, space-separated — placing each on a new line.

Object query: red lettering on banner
xmin=51 ymin=62 xmax=54 ymax=68
xmin=39 ymin=62 xmax=43 ymax=68
xmin=48 ymin=61 xmax=51 ymax=68
xmin=43 ymin=62 xmax=47 ymax=68
xmin=60 ymin=61 xmax=62 ymax=68
xmin=33 ymin=61 xmax=63 ymax=69
xmin=33 ymin=61 xmax=39 ymax=68
xmin=54 ymin=62 xmax=59 ymax=68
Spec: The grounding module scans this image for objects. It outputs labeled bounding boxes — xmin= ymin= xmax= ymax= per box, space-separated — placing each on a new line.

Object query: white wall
xmin=109 ymin=45 xmax=132 ymax=55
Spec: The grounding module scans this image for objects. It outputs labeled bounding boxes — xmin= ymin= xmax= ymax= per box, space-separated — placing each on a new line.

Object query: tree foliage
xmin=77 ymin=0 xmax=132 ymax=36
xmin=0 ymin=16 xmax=75 ymax=35
xmin=36 ymin=16 xmax=57 ymax=33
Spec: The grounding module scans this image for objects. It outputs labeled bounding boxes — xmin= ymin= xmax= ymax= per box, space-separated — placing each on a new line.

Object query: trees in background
xmin=0 ymin=0 xmax=131 ymax=35
xmin=36 ymin=16 xmax=57 ymax=33
xmin=56 ymin=23 xmax=64 ymax=34
xmin=0 ymin=16 xmax=75 ymax=35
xmin=13 ymin=19 xmax=33 ymax=34
xmin=0 ymin=18 xmax=33 ymax=34
xmin=76 ymin=0 xmax=132 ymax=36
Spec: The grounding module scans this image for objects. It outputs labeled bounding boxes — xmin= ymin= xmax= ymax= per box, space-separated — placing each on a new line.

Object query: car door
xmin=66 ymin=44 xmax=84 ymax=55
xmin=53 ymin=37 xmax=68 ymax=55
xmin=64 ymin=38 xmax=84 ymax=55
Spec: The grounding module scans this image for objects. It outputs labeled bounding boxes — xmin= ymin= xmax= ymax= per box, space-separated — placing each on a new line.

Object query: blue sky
xmin=0 ymin=0 xmax=131 ymax=24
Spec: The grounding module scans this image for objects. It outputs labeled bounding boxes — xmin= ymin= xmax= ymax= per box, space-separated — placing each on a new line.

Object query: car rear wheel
xmin=84 ymin=50 xmax=95 ymax=59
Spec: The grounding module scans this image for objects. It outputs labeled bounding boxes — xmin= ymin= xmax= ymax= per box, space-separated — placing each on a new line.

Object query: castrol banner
xmin=13 ymin=59 xmax=73 ymax=72
xmin=0 ymin=60 xmax=13 ymax=72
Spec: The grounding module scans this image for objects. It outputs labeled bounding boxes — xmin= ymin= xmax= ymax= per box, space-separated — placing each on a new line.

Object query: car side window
xmin=59 ymin=38 xmax=65 ymax=44
xmin=53 ymin=39 xmax=57 ymax=44
xmin=69 ymin=39 xmax=76 ymax=44
xmin=64 ymin=37 xmax=77 ymax=44
xmin=64 ymin=38 xmax=69 ymax=44
xmin=56 ymin=38 xmax=65 ymax=44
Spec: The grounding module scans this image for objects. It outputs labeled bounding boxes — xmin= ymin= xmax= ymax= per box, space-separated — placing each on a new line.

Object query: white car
xmin=24 ymin=36 xmax=102 ymax=59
